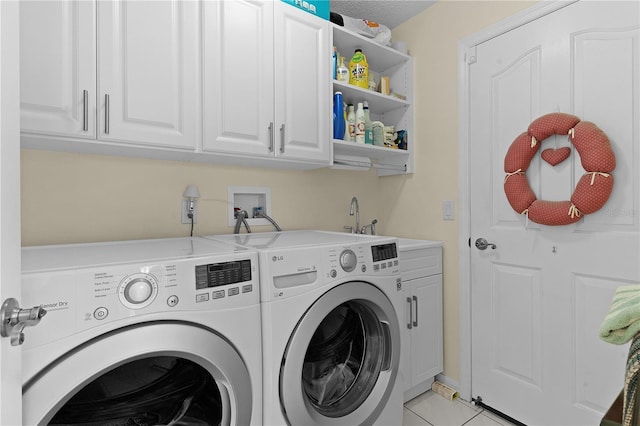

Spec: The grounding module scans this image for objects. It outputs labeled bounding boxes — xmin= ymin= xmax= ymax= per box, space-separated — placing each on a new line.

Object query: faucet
xmin=344 ymin=196 xmax=360 ymax=234
xmin=233 ymin=210 xmax=252 ymax=234
xmin=360 ymin=219 xmax=378 ymax=235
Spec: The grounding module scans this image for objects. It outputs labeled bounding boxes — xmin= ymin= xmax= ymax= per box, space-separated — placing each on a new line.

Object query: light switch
xmin=443 ymin=200 xmax=455 ymax=221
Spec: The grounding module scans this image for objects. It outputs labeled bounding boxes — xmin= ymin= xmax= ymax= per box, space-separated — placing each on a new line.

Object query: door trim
xmin=456 ymin=0 xmax=578 ymax=401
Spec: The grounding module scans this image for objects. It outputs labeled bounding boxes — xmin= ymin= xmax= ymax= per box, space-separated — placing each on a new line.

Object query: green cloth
xmin=600 ymin=285 xmax=640 ymax=345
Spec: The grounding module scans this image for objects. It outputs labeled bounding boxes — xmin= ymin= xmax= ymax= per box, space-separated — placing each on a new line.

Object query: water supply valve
xmin=1 ymin=298 xmax=47 ymax=346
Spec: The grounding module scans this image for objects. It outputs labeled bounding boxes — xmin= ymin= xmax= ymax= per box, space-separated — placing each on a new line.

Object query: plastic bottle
xmin=336 ymin=55 xmax=349 ymax=83
xmin=333 ymin=92 xmax=345 ymax=140
xmin=349 ymin=49 xmax=368 ymax=89
xmin=344 ymin=104 xmax=355 ymax=142
xmin=332 ymin=46 xmax=337 ymax=80
xmin=363 ymin=101 xmax=373 ymax=145
xmin=355 ymin=102 xmax=365 ymax=144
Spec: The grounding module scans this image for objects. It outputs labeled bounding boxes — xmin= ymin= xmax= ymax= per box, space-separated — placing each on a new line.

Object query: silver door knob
xmin=475 ymin=238 xmax=496 ymax=250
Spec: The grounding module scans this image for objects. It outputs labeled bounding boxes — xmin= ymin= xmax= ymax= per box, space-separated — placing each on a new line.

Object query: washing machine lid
xmin=22 ymin=237 xmax=250 ymax=273
xmin=23 ymin=322 xmax=254 ymax=425
xmin=207 ymin=230 xmax=392 ymax=251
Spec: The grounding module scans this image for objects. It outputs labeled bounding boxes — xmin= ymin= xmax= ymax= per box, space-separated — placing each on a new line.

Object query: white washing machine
xmin=21 ymin=237 xmax=262 ymax=425
xmin=204 ymin=231 xmax=404 ymax=426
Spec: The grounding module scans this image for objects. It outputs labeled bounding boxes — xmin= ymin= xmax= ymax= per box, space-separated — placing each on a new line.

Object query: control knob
xmin=339 ymin=249 xmax=357 ymax=272
xmin=118 ymin=273 xmax=158 ymax=309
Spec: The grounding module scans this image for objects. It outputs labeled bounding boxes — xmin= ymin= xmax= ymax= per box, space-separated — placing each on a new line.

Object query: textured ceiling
xmin=330 ymin=0 xmax=437 ymax=29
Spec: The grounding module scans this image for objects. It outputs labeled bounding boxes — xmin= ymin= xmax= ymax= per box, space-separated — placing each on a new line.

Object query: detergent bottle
xmin=349 ymin=49 xmax=368 ymax=89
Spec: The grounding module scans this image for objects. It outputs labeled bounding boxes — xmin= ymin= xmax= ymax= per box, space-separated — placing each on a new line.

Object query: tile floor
xmin=403 ymin=391 xmax=517 ymax=426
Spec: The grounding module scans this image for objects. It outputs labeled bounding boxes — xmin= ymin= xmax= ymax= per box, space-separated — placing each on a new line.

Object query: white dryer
xmin=205 ymin=230 xmax=404 ymax=426
xmin=21 ymin=237 xmax=262 ymax=425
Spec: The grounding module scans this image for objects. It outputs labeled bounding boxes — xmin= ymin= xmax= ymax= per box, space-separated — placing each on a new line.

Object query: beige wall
xmin=383 ymin=0 xmax=536 ymax=382
xmin=20 ymin=0 xmax=536 ymax=386
xmin=21 ymin=150 xmax=383 ymax=245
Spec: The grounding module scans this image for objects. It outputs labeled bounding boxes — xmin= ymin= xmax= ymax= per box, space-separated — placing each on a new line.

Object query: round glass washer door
xmin=280 ymin=281 xmax=400 ymax=425
xmin=23 ymin=322 xmax=253 ymax=426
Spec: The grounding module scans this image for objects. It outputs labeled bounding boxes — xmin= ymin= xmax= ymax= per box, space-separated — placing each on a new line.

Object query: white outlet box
xmin=228 ymin=186 xmax=271 ymax=227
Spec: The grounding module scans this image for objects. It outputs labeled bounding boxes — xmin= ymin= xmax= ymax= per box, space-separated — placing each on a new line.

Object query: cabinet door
xmin=409 ymin=274 xmax=443 ymax=388
xmin=98 ymin=0 xmax=199 ymax=149
xmin=202 ymin=0 xmax=274 ymax=157
xmin=20 ymin=1 xmax=96 ymax=139
xmin=274 ymin=2 xmax=330 ymax=163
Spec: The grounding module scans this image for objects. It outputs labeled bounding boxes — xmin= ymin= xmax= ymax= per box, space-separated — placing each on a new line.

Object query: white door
xmin=20 ymin=0 xmax=96 ymax=139
xmin=469 ymin=2 xmax=639 ymax=425
xmin=0 ymin=1 xmax=23 ymax=423
xmin=202 ymin=0 xmax=275 ymax=157
xmin=274 ymin=1 xmax=330 ymax=163
xmin=98 ymin=0 xmax=199 ymax=149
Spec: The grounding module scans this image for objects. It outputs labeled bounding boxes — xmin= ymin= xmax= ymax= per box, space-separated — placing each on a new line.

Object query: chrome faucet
xmin=233 ymin=210 xmax=252 ymax=234
xmin=345 ymin=196 xmax=360 ymax=234
xmin=360 ymin=219 xmax=377 ymax=235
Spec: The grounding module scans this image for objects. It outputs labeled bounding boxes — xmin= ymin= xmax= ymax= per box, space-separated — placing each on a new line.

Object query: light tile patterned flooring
xmin=403 ymin=391 xmax=517 ymax=426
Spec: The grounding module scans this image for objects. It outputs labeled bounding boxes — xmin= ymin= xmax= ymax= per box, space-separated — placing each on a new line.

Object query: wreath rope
xmin=503 ymin=112 xmax=616 ymax=226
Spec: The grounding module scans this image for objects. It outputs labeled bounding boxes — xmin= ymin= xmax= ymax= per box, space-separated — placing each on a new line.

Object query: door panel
xmin=274 ymin=2 xmax=330 ymax=163
xmin=469 ymin=2 xmax=640 ymax=424
xmin=20 ymin=1 xmax=96 ymax=138
xmin=98 ymin=0 xmax=199 ymax=149
xmin=202 ymin=0 xmax=274 ymax=156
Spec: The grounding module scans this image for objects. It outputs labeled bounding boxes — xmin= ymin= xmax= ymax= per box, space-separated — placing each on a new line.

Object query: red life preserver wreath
xmin=503 ymin=112 xmax=616 ymax=226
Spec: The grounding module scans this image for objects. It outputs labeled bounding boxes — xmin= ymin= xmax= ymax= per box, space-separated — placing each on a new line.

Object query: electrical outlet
xmin=181 ymin=200 xmax=198 ymax=224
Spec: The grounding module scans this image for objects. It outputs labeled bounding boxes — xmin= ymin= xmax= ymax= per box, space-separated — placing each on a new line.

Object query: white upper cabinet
xmin=203 ymin=0 xmax=330 ymax=167
xmin=202 ymin=0 xmax=274 ymax=157
xmin=98 ymin=1 xmax=200 ymax=149
xmin=20 ymin=1 xmax=96 ymax=139
xmin=20 ymin=0 xmax=200 ymax=153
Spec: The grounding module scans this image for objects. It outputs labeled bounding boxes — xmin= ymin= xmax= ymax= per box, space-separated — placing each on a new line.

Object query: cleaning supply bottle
xmin=344 ymin=104 xmax=355 ymax=142
xmin=363 ymin=101 xmax=373 ymax=144
xmin=349 ymin=49 xmax=368 ymax=89
xmin=332 ymin=46 xmax=337 ymax=80
xmin=333 ymin=92 xmax=345 ymax=140
xmin=336 ymin=55 xmax=349 ymax=82
xmin=355 ymin=102 xmax=365 ymax=144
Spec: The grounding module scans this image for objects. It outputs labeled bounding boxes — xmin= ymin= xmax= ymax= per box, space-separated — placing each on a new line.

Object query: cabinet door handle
xmin=82 ymin=90 xmax=88 ymax=132
xmin=104 ymin=94 xmax=110 ymax=134
xmin=407 ymin=297 xmax=412 ymax=329
xmin=268 ymin=122 xmax=274 ymax=152
xmin=413 ymin=295 xmax=418 ymax=327
xmin=279 ymin=124 xmax=285 ymax=153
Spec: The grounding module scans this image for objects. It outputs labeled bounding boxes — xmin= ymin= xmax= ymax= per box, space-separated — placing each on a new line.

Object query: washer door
xmin=280 ymin=281 xmax=400 ymax=425
xmin=23 ymin=322 xmax=252 ymax=426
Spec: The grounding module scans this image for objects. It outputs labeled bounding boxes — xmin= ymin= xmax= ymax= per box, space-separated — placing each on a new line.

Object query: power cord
xmin=188 ymin=212 xmax=194 ymax=237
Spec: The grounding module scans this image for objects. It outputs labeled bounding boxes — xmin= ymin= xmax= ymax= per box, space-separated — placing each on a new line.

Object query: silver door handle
xmin=475 ymin=238 xmax=496 ymax=250
xmin=279 ymin=124 xmax=285 ymax=153
xmin=268 ymin=122 xmax=274 ymax=152
xmin=407 ymin=297 xmax=412 ymax=329
xmin=412 ymin=295 xmax=418 ymax=327
xmin=104 ymin=94 xmax=110 ymax=134
xmin=82 ymin=90 xmax=89 ymax=132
